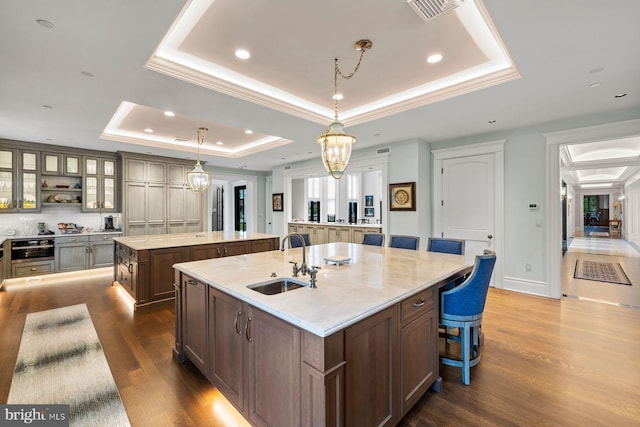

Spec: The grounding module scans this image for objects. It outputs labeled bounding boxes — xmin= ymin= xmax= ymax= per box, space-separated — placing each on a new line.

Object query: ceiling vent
xmin=407 ymin=0 xmax=462 ymax=22
xmin=376 ymin=147 xmax=390 ymax=154
xmin=173 ymin=136 xmax=191 ymax=142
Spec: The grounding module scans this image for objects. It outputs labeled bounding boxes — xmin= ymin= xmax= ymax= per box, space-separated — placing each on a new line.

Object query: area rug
xmin=8 ymin=304 xmax=130 ymax=426
xmin=573 ymin=260 xmax=631 ymax=285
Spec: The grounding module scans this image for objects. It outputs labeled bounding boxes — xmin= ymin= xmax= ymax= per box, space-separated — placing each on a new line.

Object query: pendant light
xmin=187 ymin=127 xmax=210 ymax=192
xmin=317 ymin=39 xmax=372 ymax=179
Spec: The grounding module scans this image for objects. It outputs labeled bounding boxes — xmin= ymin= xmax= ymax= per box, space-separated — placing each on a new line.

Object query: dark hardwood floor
xmin=1 ymin=271 xmax=639 ymax=426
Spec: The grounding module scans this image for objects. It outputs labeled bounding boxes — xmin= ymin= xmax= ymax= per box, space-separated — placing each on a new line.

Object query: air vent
xmin=407 ymin=0 xmax=461 ymax=22
xmin=377 ymin=147 xmax=390 ymax=154
xmin=173 ymin=136 xmax=190 ymax=142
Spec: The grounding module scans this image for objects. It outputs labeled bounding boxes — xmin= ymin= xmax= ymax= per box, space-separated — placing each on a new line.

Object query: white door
xmin=266 ymin=179 xmax=273 ymax=235
xmin=434 ymin=140 xmax=504 ymax=290
xmin=441 ymin=154 xmax=495 ymax=262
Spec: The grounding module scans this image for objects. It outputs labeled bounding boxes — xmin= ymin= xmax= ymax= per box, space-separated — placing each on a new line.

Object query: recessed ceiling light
xmin=216 ymin=141 xmax=224 ymax=145
xmin=614 ymin=93 xmax=627 ymax=98
xmin=333 ymin=93 xmax=344 ymax=101
xmin=589 ymin=82 xmax=601 ymax=88
xmin=235 ymin=49 xmax=250 ymax=59
xmin=164 ymin=111 xmax=175 ymax=117
xmin=245 ymin=129 xmax=253 ymax=134
xmin=144 ymin=128 xmax=154 ymax=133
xmin=36 ymin=19 xmax=54 ymax=29
xmin=80 ymin=71 xmax=95 ymax=77
xmin=427 ymin=53 xmax=443 ymax=64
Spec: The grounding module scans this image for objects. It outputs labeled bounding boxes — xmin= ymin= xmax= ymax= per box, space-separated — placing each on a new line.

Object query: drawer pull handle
xmin=31 ymin=267 xmax=37 ymax=271
xmin=412 ymin=299 xmax=426 ymax=308
xmin=187 ymin=279 xmax=198 ymax=286
xmin=234 ymin=311 xmax=243 ymax=335
xmin=245 ymin=316 xmax=253 ymax=342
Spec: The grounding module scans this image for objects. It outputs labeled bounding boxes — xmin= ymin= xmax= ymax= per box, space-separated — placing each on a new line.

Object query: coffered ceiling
xmin=1 ymin=0 xmax=639 ymax=176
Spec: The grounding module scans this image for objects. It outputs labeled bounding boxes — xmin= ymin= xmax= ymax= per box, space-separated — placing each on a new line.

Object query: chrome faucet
xmin=281 ymin=233 xmax=308 ymax=277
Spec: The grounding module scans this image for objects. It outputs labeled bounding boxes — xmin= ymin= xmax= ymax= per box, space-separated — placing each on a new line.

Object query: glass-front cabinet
xmin=0 ymin=149 xmax=15 ymax=211
xmin=20 ymin=151 xmax=40 ymax=211
xmin=83 ymin=156 xmax=117 ymax=212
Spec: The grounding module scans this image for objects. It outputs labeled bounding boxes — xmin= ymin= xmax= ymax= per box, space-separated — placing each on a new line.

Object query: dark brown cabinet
xmin=183 ymin=276 xmax=207 ymax=373
xmin=114 ymin=236 xmax=278 ymax=309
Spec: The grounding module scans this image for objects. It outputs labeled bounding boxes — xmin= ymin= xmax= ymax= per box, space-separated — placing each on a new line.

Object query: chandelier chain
xmin=333 ymin=47 xmax=369 ymax=118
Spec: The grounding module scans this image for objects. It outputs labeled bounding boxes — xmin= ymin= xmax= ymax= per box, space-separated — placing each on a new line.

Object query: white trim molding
xmin=544 ymin=118 xmax=640 ymax=299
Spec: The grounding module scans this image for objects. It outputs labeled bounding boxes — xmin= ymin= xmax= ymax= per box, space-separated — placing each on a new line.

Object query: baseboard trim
xmin=502 ymin=276 xmax=550 ymax=298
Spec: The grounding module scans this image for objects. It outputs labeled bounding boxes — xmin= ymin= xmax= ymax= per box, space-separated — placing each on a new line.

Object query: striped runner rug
xmin=7 ymin=304 xmax=130 ymax=426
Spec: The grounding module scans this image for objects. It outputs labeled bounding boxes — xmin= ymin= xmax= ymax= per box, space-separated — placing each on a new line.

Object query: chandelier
xmin=187 ymin=127 xmax=210 ymax=192
xmin=317 ymin=39 xmax=372 ymax=179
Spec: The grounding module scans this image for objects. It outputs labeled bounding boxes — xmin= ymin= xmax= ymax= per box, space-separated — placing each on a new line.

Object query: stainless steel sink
xmin=247 ymin=278 xmax=307 ymax=295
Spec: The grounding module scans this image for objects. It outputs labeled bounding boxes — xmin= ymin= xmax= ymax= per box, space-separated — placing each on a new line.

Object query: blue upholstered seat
xmin=427 ymin=237 xmax=465 ymax=255
xmin=440 ymin=250 xmax=496 ymax=385
xmin=428 ymin=237 xmax=466 ymax=290
xmin=289 ymin=233 xmax=311 ymax=248
xmin=362 ymin=233 xmax=385 ymax=246
xmin=389 ymin=235 xmax=420 ymax=250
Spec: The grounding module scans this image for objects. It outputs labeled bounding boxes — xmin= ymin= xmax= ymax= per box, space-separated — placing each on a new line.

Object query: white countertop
xmin=173 ymin=242 xmax=470 ymax=337
xmin=114 ymin=231 xmax=279 ymax=251
xmin=290 ymin=221 xmax=381 ymax=228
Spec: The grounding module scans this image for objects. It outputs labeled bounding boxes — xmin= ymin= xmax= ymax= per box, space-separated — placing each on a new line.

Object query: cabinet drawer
xmin=91 ymin=234 xmax=120 ymax=243
xmin=12 ymin=260 xmax=55 ymax=277
xmin=400 ymin=287 xmax=435 ymax=324
xmin=56 ymin=235 xmax=89 ymax=245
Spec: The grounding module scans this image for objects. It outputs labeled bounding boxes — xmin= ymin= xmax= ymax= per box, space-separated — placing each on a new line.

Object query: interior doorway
xmin=234 ymin=185 xmax=246 ymax=231
xmin=583 ymin=194 xmax=610 ymax=236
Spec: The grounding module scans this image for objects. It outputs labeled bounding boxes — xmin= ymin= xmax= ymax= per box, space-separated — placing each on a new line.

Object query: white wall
xmin=0 ymin=209 xmax=118 ymax=237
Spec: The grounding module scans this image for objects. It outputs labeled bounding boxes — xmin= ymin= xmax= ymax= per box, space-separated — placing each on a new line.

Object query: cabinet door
xmin=101 ymin=159 xmax=117 ymax=212
xmin=150 ymin=247 xmax=187 ymax=301
xmin=399 ymin=308 xmax=437 ymax=415
xmin=124 ymin=158 xmax=147 ymax=182
xmin=63 ymin=155 xmax=82 ymax=176
xmin=19 ymin=151 xmax=39 ymax=212
xmin=42 ymin=153 xmax=61 ymax=175
xmin=247 ymin=306 xmax=301 ymax=427
xmin=190 ymin=244 xmax=222 ymax=261
xmin=185 ymin=186 xmax=203 ymax=232
xmin=168 ymin=184 xmax=185 ymax=234
xmin=183 ymin=276 xmax=208 ymax=374
xmin=125 ymin=182 xmax=147 ymax=234
xmin=0 ymin=150 xmax=16 ymax=211
xmin=345 ymin=305 xmax=398 ymax=427
xmin=147 ymin=183 xmax=167 ymax=234
xmin=209 ymin=289 xmax=244 ymax=411
xmin=222 ymin=241 xmax=250 ymax=257
xmin=56 ymin=242 xmax=88 ymax=272
xmin=90 ymin=237 xmax=118 ymax=269
xmin=147 ymin=161 xmax=166 ymax=183
xmin=167 ymin=163 xmax=186 ymax=185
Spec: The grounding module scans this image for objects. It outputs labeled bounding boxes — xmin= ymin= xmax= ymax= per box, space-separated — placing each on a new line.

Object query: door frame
xmin=544 ymin=118 xmax=640 ymax=299
xmin=432 ymin=139 xmax=505 ymax=289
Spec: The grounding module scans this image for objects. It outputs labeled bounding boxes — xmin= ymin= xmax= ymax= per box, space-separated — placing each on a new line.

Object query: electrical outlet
xmin=525 ymin=263 xmax=532 ymax=272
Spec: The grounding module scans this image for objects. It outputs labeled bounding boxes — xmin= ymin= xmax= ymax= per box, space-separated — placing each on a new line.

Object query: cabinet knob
xmin=30 ymin=267 xmax=37 ymax=271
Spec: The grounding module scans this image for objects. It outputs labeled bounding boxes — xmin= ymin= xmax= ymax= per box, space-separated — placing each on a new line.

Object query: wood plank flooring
xmin=1 ymin=271 xmax=639 ymax=426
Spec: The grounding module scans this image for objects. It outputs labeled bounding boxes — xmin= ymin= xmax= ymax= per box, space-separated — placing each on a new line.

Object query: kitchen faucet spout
xmin=281 ymin=233 xmax=307 ymax=276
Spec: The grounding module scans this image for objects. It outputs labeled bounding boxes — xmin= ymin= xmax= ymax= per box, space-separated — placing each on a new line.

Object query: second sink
xmin=248 ymin=278 xmax=307 ymax=295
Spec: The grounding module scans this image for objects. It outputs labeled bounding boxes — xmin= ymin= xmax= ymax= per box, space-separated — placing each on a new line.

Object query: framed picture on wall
xmin=389 ymin=182 xmax=416 ymax=211
xmin=272 ymin=193 xmax=283 ymax=211
xmin=365 ymin=195 xmax=374 ymax=207
xmin=365 ymin=207 xmax=374 ymax=217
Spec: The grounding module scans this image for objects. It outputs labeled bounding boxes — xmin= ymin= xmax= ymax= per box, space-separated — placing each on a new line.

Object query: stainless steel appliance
xmin=104 ymin=215 xmax=115 ymax=231
xmin=11 ymin=238 xmax=55 ymax=263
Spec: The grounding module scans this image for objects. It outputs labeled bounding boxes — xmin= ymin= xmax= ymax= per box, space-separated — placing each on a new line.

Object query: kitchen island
xmin=173 ymin=242 xmax=471 ymax=426
xmin=113 ymin=231 xmax=278 ymax=309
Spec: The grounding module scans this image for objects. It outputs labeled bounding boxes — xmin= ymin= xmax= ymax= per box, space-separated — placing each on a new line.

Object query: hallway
xmin=562 ymin=236 xmax=640 ymax=309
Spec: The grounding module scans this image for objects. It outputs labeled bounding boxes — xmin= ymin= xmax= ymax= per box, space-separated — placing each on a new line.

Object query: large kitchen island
xmin=173 ymin=242 xmax=471 ymax=427
xmin=113 ymin=231 xmax=279 ymax=309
